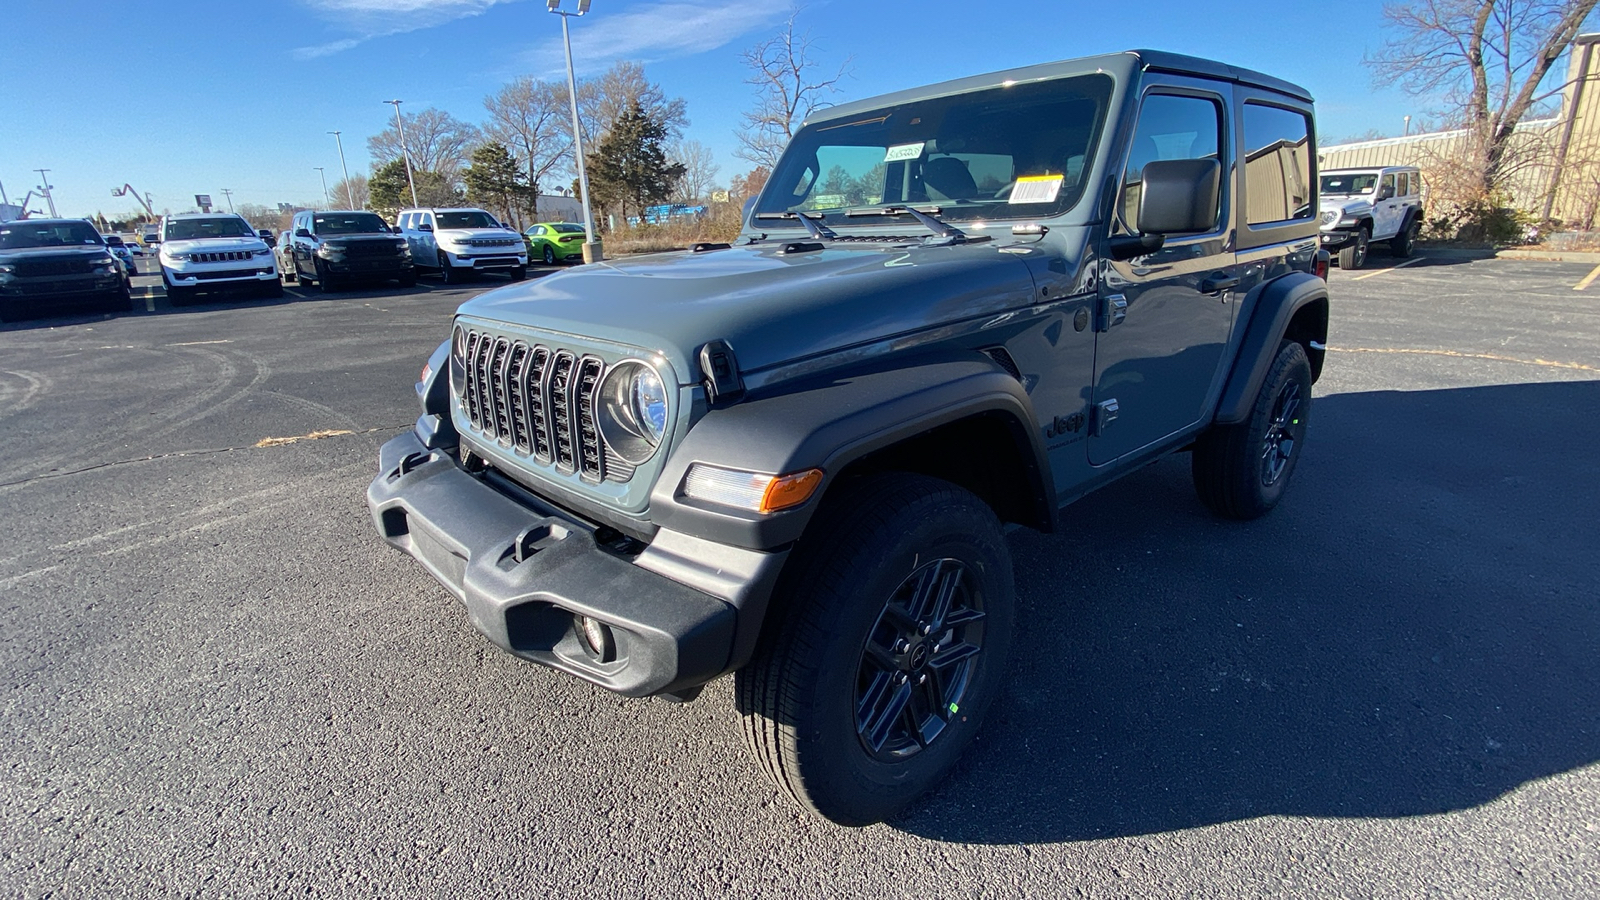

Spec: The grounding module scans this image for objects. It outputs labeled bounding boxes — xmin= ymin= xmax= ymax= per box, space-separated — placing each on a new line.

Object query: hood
xmin=459 ymin=240 xmax=1039 ymax=383
xmin=161 ymin=235 xmax=268 ymax=255
xmin=0 ymin=245 xmax=111 ymax=261
xmin=319 ymin=233 xmax=404 ymax=245
xmin=1319 ymin=196 xmax=1373 ymax=215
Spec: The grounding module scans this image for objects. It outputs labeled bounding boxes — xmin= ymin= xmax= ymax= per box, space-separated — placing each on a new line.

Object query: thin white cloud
xmin=293 ymin=0 xmax=522 ymax=59
xmin=527 ymin=2 xmax=789 ymax=73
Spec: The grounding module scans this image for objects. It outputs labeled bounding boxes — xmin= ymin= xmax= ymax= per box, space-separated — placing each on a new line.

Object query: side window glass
xmin=1242 ymin=102 xmax=1313 ymax=226
xmin=1399 ymin=173 xmax=1411 ymax=196
xmin=1120 ymin=93 xmax=1223 ymax=234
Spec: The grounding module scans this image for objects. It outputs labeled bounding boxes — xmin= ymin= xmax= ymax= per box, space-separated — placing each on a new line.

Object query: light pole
xmin=1403 ymin=115 xmax=1412 ymax=137
xmin=384 ymin=99 xmax=420 ymax=208
xmin=34 ymin=169 xmax=57 ymax=217
xmin=548 ymin=0 xmax=602 ymax=263
xmin=221 ymin=188 xmax=235 ymax=212
xmin=314 ymin=167 xmax=330 ymax=207
xmin=329 ymin=130 xmax=355 ymax=208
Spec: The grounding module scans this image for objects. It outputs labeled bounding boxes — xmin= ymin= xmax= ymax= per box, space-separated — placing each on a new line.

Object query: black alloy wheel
xmin=1390 ymin=219 xmax=1419 ymax=258
xmin=1260 ymin=380 xmax=1303 ymax=488
xmin=315 ymin=259 xmax=337 ymax=293
xmin=543 ymin=245 xmax=556 ymax=265
xmin=855 ymin=558 xmax=985 ymax=760
xmin=439 ymin=250 xmax=462 ymax=283
xmin=1339 ymin=227 xmax=1369 ymax=269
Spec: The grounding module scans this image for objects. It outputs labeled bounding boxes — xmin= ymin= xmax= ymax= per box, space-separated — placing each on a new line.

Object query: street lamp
xmin=221 ymin=188 xmax=235 ymax=212
xmin=314 ymin=167 xmax=330 ymax=207
xmin=34 ymin=168 xmax=58 ymax=217
xmin=548 ymin=0 xmax=602 ymax=263
xmin=329 ymin=130 xmax=356 ymax=208
xmin=384 ymin=99 xmax=420 ymax=208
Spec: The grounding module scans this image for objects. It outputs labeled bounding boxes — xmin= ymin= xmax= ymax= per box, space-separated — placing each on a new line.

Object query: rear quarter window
xmin=1242 ymin=102 xmax=1314 ymax=226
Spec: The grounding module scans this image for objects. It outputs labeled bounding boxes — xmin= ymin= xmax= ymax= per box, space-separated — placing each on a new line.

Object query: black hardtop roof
xmin=1 ymin=217 xmax=93 ymax=226
xmin=810 ymin=49 xmax=1311 ymax=125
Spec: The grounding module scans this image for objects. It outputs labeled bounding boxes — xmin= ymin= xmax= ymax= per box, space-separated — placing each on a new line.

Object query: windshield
xmin=314 ymin=212 xmax=390 ymax=235
xmin=1321 ymin=173 xmax=1378 ymax=195
xmin=435 ymin=211 xmax=498 ymax=229
xmin=164 ymin=216 xmax=253 ymax=240
xmin=756 ymin=74 xmax=1113 ymax=224
xmin=0 ymin=221 xmax=104 ymax=249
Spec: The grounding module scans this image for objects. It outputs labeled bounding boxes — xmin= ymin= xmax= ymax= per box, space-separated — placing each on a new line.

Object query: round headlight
xmin=598 ymin=361 xmax=668 ymax=464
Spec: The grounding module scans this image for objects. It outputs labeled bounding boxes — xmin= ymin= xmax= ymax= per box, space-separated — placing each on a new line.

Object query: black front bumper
xmin=1319 ymin=229 xmax=1357 ymax=247
xmin=367 ymin=431 xmax=743 ymax=697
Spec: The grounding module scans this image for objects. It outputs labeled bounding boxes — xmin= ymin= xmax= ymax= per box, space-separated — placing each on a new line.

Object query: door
xmin=1372 ymin=173 xmax=1403 ymax=239
xmin=414 ymin=212 xmax=437 ymax=263
xmin=1090 ymin=85 xmax=1238 ymax=465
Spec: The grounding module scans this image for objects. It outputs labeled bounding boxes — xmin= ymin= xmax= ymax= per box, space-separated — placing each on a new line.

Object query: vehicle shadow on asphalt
xmin=898 ymin=379 xmax=1600 ymax=843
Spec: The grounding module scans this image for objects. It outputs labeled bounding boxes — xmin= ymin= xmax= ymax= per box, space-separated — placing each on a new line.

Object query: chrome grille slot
xmin=456 ymin=328 xmax=611 ymax=483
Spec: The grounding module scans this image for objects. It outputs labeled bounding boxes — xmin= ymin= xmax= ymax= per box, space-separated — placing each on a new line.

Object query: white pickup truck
xmin=1318 ymin=165 xmax=1424 ymax=268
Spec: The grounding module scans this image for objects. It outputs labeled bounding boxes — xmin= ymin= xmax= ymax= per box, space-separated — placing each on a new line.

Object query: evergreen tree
xmin=586 ymin=99 xmax=686 ymax=225
xmin=465 ymin=142 xmax=536 ymax=226
xmin=369 ymin=159 xmax=463 ymax=216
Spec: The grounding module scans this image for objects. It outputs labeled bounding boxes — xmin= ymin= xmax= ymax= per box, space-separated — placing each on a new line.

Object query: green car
xmin=523 ymin=222 xmax=586 ymax=265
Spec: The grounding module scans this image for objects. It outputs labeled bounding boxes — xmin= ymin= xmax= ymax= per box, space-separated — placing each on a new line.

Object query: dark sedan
xmin=0 ymin=219 xmax=132 ymax=321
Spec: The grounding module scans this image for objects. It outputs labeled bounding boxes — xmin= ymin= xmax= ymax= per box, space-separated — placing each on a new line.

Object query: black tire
xmin=1337 ymin=226 xmax=1369 ymax=269
xmin=260 ymin=279 xmax=283 ymax=299
xmin=1191 ymin=340 xmax=1313 ymax=520
xmin=509 ymin=265 xmax=526 ymax=282
xmin=162 ymin=271 xmax=192 ymax=307
xmin=1390 ymin=217 xmax=1419 ymax=258
xmin=735 ymin=473 xmax=1015 ymax=826
xmin=111 ymin=282 xmax=133 ymax=312
xmin=542 ymin=245 xmax=556 ymax=265
xmin=397 ymin=268 xmax=418 ymax=288
xmin=315 ymin=259 xmax=337 ymax=293
xmin=439 ymin=251 xmax=463 ymax=284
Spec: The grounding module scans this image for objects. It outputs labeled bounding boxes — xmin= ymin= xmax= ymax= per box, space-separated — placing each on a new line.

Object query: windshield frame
xmin=753 ymin=73 xmax=1116 ymax=228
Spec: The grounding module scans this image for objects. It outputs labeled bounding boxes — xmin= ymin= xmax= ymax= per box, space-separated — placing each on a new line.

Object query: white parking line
xmin=1573 ymin=263 xmax=1600 ymax=291
xmin=1350 ymin=257 xmax=1425 ymax=281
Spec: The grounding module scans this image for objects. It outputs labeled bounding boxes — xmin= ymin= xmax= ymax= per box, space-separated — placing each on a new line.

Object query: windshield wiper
xmin=844 ymin=205 xmax=967 ymax=241
xmin=753 ymin=211 xmax=836 ymax=240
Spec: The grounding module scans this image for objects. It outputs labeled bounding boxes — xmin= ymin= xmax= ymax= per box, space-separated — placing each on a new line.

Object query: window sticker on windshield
xmin=884 ymin=142 xmax=926 ymax=163
xmin=1008 ymin=174 xmax=1064 ymax=205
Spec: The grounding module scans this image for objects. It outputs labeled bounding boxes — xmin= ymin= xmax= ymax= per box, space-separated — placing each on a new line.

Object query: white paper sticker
xmin=883 ymin=142 xmax=926 ymax=163
xmin=1008 ymin=174 xmax=1064 ymax=205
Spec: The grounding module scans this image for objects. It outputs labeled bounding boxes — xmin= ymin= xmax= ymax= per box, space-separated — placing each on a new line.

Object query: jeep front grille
xmin=190 ymin=250 xmax=255 ymax=263
xmin=459 ymin=329 xmax=616 ymax=483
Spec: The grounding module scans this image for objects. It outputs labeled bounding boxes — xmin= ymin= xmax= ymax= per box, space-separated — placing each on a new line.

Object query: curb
xmin=1495 ymin=249 xmax=1600 ymax=263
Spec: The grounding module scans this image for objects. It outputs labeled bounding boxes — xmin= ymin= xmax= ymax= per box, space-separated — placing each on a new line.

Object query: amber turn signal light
xmin=759 ymin=469 xmax=824 ymax=514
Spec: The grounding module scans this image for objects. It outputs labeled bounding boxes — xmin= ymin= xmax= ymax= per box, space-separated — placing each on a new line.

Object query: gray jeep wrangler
xmin=368 ymin=49 xmax=1329 ymax=825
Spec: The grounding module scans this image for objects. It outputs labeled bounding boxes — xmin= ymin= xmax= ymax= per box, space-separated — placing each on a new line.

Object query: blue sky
xmin=0 ymin=0 xmax=1518 ymax=219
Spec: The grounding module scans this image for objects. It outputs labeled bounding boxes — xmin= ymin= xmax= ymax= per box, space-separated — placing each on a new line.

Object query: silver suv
xmin=1318 ymin=165 xmax=1424 ymax=268
xmin=395 ymin=207 xmax=528 ymax=284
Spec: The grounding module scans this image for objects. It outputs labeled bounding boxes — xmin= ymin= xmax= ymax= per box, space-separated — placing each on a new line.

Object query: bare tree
xmin=329 ymin=174 xmax=369 ymax=210
xmin=577 ymin=61 xmax=689 ymax=149
xmin=484 ymin=77 xmax=574 ymax=200
xmin=670 ymin=139 xmax=719 ymax=203
xmin=367 ymin=107 xmax=482 ymax=176
xmin=1367 ymin=0 xmax=1600 ymax=198
xmin=735 ymin=9 xmax=851 ymax=170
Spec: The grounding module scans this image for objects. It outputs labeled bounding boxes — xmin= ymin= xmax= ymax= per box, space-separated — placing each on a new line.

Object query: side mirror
xmin=1136 ymin=158 xmax=1221 ymax=236
xmin=1377 ymin=184 xmax=1395 ymax=201
xmin=295 ymin=228 xmax=311 ymax=238
xmin=417 ymin=222 xmax=433 ymax=232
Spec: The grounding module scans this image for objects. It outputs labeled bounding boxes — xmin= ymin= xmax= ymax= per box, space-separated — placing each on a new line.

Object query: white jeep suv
xmin=1318 ymin=166 xmax=1424 ymax=269
xmin=158 ymin=213 xmax=281 ymax=305
xmin=396 ymin=207 xmax=527 ymax=284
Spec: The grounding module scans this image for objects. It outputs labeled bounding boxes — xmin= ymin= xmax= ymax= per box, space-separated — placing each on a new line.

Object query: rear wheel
xmin=1337 ymin=227 xmax=1369 ymax=269
xmin=735 ymin=473 xmax=1015 ymax=825
xmin=1191 ymin=340 xmax=1313 ymax=519
xmin=1390 ymin=217 xmax=1419 ymax=257
xmin=542 ymin=245 xmax=556 ymax=265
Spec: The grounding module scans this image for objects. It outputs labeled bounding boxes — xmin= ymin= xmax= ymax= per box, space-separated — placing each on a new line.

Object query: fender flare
xmin=1213 ymin=272 xmax=1328 ymax=425
xmin=648 ymin=352 xmax=1052 ymax=551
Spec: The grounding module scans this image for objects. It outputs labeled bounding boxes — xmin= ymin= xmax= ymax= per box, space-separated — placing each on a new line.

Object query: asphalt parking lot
xmin=2 ymin=255 xmax=1597 ymax=898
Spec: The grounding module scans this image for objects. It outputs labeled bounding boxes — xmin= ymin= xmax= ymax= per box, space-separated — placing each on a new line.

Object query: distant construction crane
xmin=111 ymin=184 xmax=157 ymax=220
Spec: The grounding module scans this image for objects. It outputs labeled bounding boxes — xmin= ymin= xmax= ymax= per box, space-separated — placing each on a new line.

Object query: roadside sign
xmin=712 ymin=190 xmax=730 ymax=203
xmin=195 ymin=194 xmax=212 ymax=208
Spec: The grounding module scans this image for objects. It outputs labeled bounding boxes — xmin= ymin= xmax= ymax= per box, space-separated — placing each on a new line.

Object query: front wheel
xmin=439 ymin=251 xmax=463 ymax=284
xmin=509 ymin=265 xmax=526 ymax=281
xmin=736 ymin=473 xmax=1015 ymax=825
xmin=315 ymin=259 xmax=337 ymax=293
xmin=1338 ymin=227 xmax=1369 ymax=269
xmin=1191 ymin=340 xmax=1313 ymax=519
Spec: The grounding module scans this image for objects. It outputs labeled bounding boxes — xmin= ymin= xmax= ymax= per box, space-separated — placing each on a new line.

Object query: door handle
xmin=1200 ymin=274 xmax=1240 ymax=294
